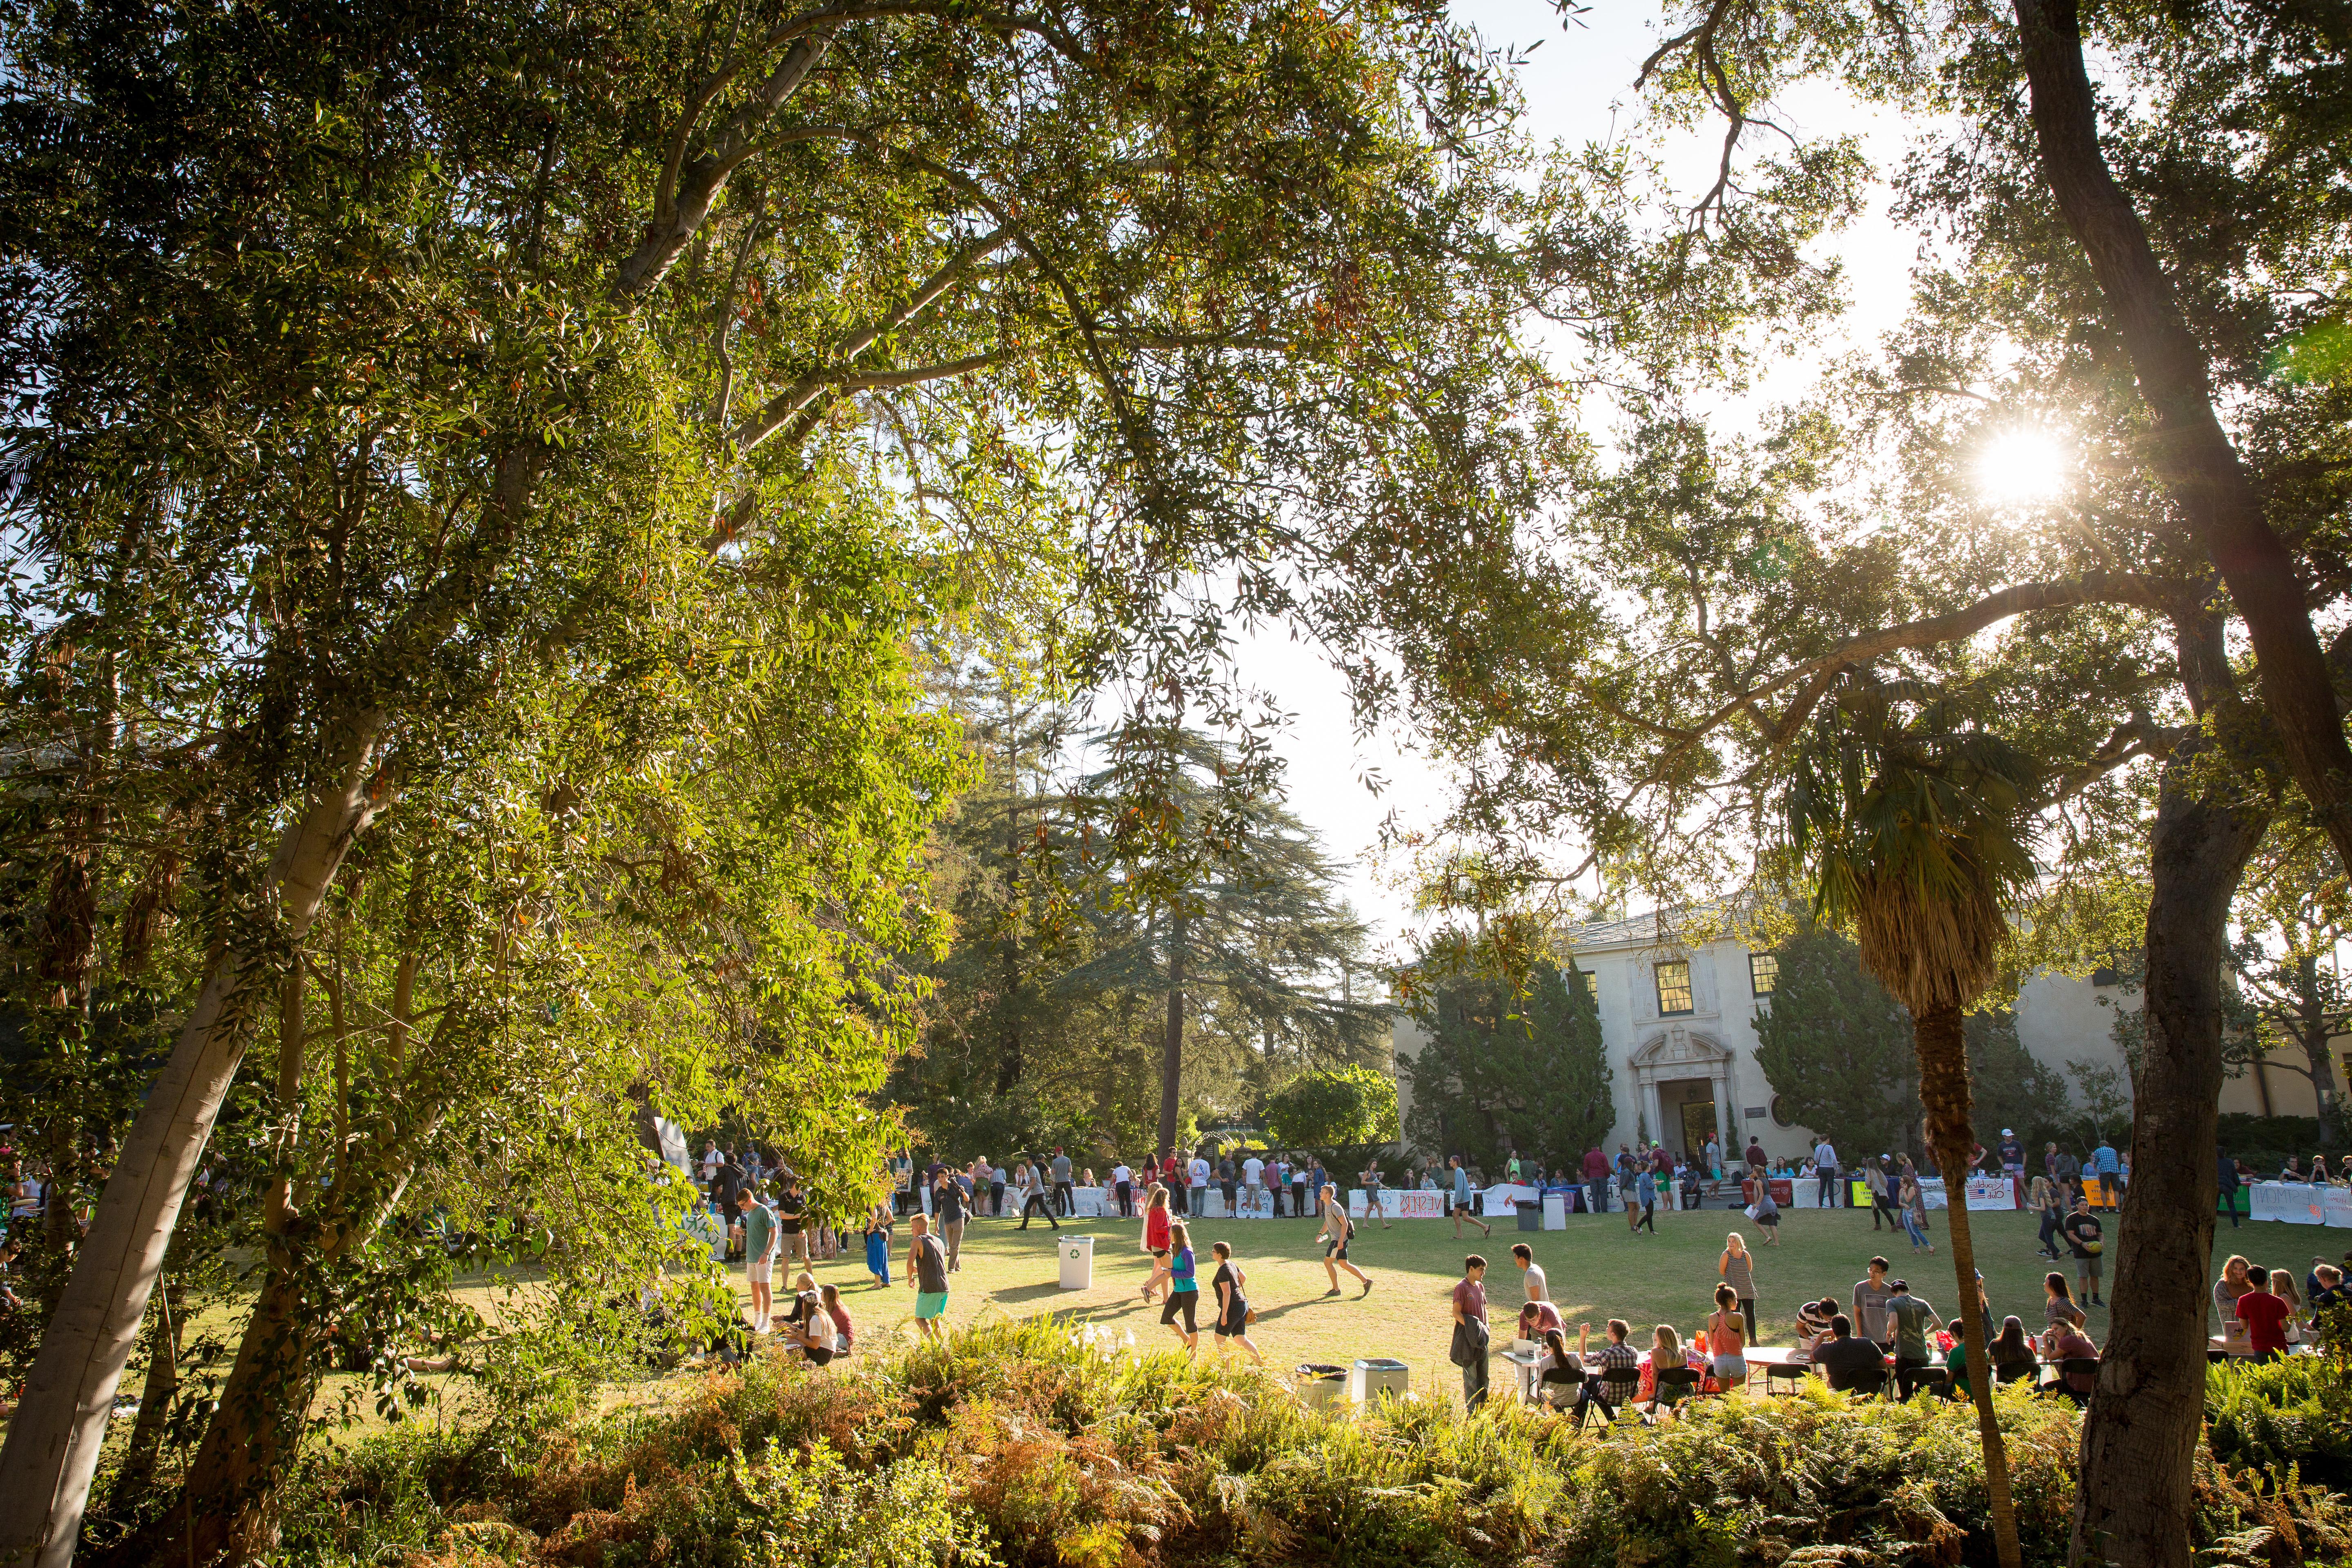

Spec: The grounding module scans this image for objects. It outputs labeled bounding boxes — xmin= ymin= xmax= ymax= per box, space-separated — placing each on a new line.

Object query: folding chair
xmin=1763 ymin=1362 xmax=1812 ymax=1397
xmin=1900 ymin=1365 xmax=1953 ymax=1402
xmin=2056 ymin=1357 xmax=2100 ymax=1408
xmin=1830 ymin=1364 xmax=1888 ymax=1400
xmin=1649 ymin=1366 xmax=1707 ymax=1416
xmin=1994 ymin=1359 xmax=2039 ymax=1387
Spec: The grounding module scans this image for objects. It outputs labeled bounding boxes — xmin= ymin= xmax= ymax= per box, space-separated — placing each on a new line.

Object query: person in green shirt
xmin=735 ymin=1189 xmax=779 ymax=1332
xmin=1884 ymin=1279 xmax=1944 ymax=1400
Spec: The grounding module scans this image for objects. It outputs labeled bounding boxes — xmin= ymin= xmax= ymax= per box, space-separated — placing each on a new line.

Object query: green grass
xmin=754 ymin=1199 xmax=2204 ymax=1402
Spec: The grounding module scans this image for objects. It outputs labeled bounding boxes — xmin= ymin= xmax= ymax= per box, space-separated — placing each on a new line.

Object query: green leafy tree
xmin=1963 ymin=1008 xmax=2074 ymax=1155
xmin=1401 ymin=959 xmax=1609 ymax=1176
xmin=0 ymin=0 xmax=1569 ymax=1547
xmin=1752 ymin=923 xmax=1920 ymax=1158
xmin=1263 ymin=1065 xmax=1399 ymax=1150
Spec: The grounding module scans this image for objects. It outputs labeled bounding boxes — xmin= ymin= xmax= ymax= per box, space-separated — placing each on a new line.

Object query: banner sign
xmin=1964 ymin=1177 xmax=2015 ymax=1211
xmin=2249 ymin=1181 xmax=2328 ymax=1224
xmin=2327 ymin=1187 xmax=2352 ymax=1229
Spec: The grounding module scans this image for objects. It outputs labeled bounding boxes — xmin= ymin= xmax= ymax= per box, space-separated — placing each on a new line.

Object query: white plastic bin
xmin=1350 ymin=1357 xmax=1411 ymax=1405
xmin=1295 ymin=1363 xmax=1347 ymax=1412
xmin=1058 ymin=1235 xmax=1095 ymax=1290
xmin=1542 ymin=1194 xmax=1567 ymax=1230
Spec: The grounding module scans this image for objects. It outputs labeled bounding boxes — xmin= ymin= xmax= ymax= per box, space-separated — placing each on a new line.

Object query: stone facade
xmin=1389 ymin=908 xmax=2147 ymax=1162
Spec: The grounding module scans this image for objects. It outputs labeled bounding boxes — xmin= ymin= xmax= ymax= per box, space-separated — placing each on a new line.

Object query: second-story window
xmin=1655 ymin=959 xmax=1693 ymax=1016
xmin=1749 ymin=952 xmax=1780 ymax=997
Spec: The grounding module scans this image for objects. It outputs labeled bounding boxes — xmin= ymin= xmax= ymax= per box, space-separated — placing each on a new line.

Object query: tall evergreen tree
xmin=1751 ymin=923 xmax=1920 ymax=1158
xmin=1402 ymin=959 xmax=1609 ymax=1174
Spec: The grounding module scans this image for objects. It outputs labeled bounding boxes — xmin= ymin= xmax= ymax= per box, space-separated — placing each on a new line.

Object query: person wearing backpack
xmin=1318 ymin=1183 xmax=1371 ymax=1295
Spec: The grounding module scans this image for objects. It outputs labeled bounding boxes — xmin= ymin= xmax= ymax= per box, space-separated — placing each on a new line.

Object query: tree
xmin=1401 ymin=959 xmax=1610 ymax=1176
xmin=1264 ymin=1065 xmax=1400 ymax=1152
xmin=0 ymin=0 xmax=1565 ymax=1552
xmin=2227 ymin=853 xmax=2352 ymax=1147
xmin=1786 ymin=679 xmax=2035 ymax=1568
xmin=1751 ymin=923 xmax=1920 ymax=1158
xmin=1966 ymin=1008 xmax=2075 ymax=1154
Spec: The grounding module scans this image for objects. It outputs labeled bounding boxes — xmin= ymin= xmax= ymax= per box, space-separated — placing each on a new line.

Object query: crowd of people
xmin=649 ymin=1131 xmax=2352 ymax=1405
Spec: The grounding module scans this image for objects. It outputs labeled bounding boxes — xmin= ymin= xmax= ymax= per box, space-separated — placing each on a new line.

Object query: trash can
xmin=1517 ymin=1201 xmax=1544 ymax=1231
xmin=1058 ymin=1235 xmax=1094 ymax=1290
xmin=1295 ymin=1362 xmax=1346 ymax=1412
xmin=1350 ymin=1357 xmax=1411 ymax=1406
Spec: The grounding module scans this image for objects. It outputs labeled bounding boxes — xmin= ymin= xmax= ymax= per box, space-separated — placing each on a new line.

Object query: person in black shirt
xmin=1811 ymin=1314 xmax=1886 ymax=1391
xmin=775 ymin=1179 xmax=810 ymax=1268
xmin=1208 ymin=1241 xmax=1263 ymax=1365
xmin=2061 ymin=1196 xmax=2105 ymax=1307
xmin=931 ymin=1170 xmax=967 ymax=1271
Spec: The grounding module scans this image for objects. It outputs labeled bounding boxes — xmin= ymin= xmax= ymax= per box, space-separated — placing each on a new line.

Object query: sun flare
xmin=1973 ymin=428 xmax=2071 ymax=506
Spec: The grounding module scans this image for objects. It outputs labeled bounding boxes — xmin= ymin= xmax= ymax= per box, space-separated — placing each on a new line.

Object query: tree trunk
xmin=2070 ymin=757 xmax=2266 ymax=1568
xmin=1913 ymin=999 xmax=2023 ymax=1568
xmin=107 ymin=1251 xmax=323 ymax=1568
xmin=109 ymin=1280 xmax=182 ymax=1505
xmin=2010 ymin=0 xmax=2352 ymax=886
xmin=1159 ymin=911 xmax=1187 ymax=1160
xmin=0 ymin=714 xmax=385 ymax=1568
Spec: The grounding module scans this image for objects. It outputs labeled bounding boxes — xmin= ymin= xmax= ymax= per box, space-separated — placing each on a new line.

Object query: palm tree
xmin=1785 ymin=679 xmax=2034 ymax=1568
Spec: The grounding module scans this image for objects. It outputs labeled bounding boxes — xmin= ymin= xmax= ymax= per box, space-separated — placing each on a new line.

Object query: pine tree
xmin=1401 ymin=959 xmax=1610 ymax=1174
xmin=1751 ymin=922 xmax=1920 ymax=1159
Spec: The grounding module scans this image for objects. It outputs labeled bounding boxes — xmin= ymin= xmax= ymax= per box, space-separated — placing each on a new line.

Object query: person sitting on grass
xmin=1209 ymin=1241 xmax=1264 ymax=1367
xmin=1318 ymin=1184 xmax=1371 ymax=1296
xmin=1810 ymin=1314 xmax=1884 ymax=1392
xmin=1161 ymin=1221 xmax=1201 ymax=1356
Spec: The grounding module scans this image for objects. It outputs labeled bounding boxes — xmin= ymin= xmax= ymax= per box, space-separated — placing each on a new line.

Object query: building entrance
xmin=1677 ymin=1100 xmax=1718 ymax=1162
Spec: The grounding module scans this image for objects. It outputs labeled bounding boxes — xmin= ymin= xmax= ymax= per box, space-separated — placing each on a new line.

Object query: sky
xmin=1237 ymin=0 xmax=1929 ymax=956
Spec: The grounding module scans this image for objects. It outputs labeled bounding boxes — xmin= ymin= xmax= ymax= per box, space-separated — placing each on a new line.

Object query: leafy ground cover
xmin=281 ymin=1316 xmax=2350 ymax=1568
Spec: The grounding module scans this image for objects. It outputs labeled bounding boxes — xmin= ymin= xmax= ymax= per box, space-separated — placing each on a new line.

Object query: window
xmin=1749 ymin=951 xmax=1779 ymax=997
xmin=1771 ymin=1094 xmax=1795 ymax=1128
xmin=1582 ymin=970 xmax=1598 ymax=1000
xmin=1654 ymin=960 xmax=1693 ymax=1016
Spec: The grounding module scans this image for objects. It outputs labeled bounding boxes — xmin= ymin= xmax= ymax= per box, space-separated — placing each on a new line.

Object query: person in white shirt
xmin=1512 ymin=1243 xmax=1549 ymax=1303
xmin=701 ymin=1141 xmax=724 ymax=1186
xmin=1112 ymin=1161 xmax=1135 ymax=1218
xmin=1813 ymin=1139 xmax=1839 ymax=1207
xmin=1241 ymin=1154 xmax=1266 ymax=1215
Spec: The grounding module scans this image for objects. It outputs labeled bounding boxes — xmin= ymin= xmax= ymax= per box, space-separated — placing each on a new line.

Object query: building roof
xmin=1558 ymin=900 xmax=1761 ymax=954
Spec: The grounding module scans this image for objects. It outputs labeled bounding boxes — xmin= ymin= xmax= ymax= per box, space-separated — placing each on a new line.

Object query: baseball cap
xmin=2002 ymin=1128 xmax=2013 ymax=1136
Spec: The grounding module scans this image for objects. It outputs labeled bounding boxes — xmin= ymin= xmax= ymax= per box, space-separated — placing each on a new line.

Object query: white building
xmin=1389 ymin=908 xmax=2140 ymax=1163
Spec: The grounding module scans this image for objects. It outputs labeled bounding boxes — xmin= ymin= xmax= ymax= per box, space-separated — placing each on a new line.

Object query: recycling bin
xmin=1058 ymin=1235 xmax=1094 ymax=1290
xmin=1350 ymin=1357 xmax=1411 ymax=1405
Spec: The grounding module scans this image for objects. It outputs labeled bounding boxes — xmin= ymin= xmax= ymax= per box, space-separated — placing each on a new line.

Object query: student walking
xmin=2030 ymin=1172 xmax=2063 ymax=1258
xmin=1319 ymin=1185 xmax=1371 ymax=1295
xmin=1450 ymin=1155 xmax=1492 ymax=1239
xmin=1450 ymin=1254 xmax=1492 ymax=1412
xmin=1209 ymin=1242 xmax=1264 ymax=1365
xmin=931 ymin=1168 xmax=968 ymax=1271
xmin=908 ymin=1214 xmax=951 ymax=1342
xmin=1720 ymin=1233 xmax=1759 ymax=1344
xmin=1017 ymin=1160 xmax=1060 ymax=1230
xmin=1635 ymin=1167 xmax=1658 ymax=1233
xmin=1161 ymin=1221 xmax=1201 ymax=1355
xmin=1897 ymin=1167 xmax=1934 ymax=1253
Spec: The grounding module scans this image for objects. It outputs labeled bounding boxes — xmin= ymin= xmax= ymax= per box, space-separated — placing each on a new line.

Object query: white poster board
xmin=2250 ymin=1182 xmax=2327 ymax=1224
xmin=1916 ymin=1177 xmax=1948 ymax=1210
xmin=1482 ymin=1183 xmax=1539 ymax=1213
xmin=2325 ymin=1187 xmax=2352 ymax=1229
xmin=1964 ymin=1177 xmax=2015 ymax=1211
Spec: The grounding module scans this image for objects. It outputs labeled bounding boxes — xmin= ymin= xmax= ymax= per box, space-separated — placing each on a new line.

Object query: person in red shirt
xmin=1162 ymin=1153 xmax=1185 ymax=1215
xmin=2235 ymin=1264 xmax=2293 ymax=1361
xmin=1583 ymin=1146 xmax=1611 ymax=1216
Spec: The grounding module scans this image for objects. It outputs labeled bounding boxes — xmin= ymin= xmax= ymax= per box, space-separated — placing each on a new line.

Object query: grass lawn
xmin=753 ymin=1197 xmax=2269 ymax=1405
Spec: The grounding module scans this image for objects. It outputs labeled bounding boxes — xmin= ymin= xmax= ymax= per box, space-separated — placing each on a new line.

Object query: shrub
xmin=2205 ymin=1355 xmax=2352 ymax=1492
xmin=274 ymin=1318 xmax=2352 ymax=1568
